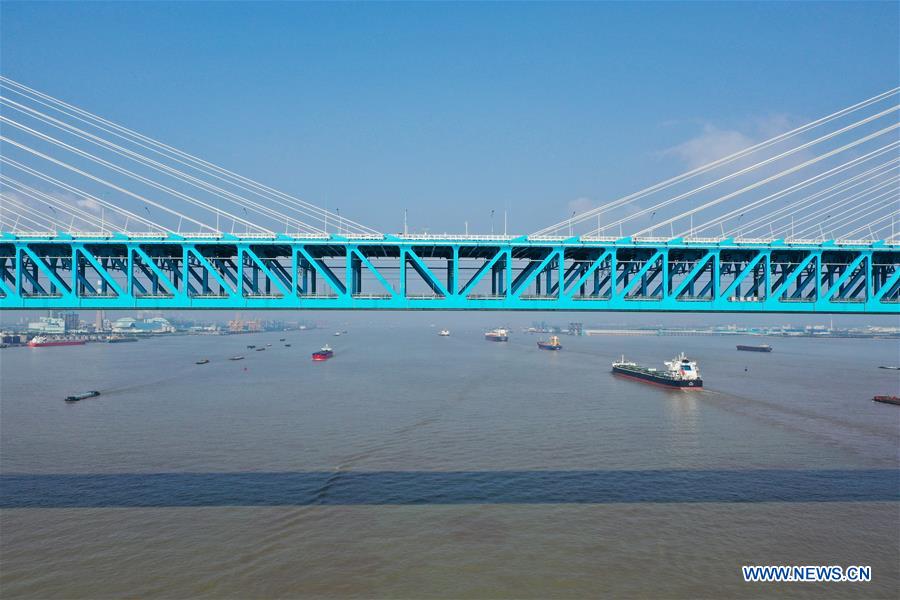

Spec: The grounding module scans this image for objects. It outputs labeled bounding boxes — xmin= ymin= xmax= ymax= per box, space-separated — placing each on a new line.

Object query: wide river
xmin=1 ymin=325 xmax=898 ymax=598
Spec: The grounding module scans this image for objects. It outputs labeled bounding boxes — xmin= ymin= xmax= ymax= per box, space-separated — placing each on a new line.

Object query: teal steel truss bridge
xmin=1 ymin=235 xmax=896 ymax=312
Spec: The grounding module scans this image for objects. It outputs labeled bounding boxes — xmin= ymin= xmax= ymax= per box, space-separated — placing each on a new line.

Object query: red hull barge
xmin=28 ymin=336 xmax=86 ymax=348
xmin=312 ymin=345 xmax=333 ymax=361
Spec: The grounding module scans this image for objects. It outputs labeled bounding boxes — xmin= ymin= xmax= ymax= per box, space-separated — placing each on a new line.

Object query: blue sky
xmin=1 ymin=1 xmax=898 ymax=235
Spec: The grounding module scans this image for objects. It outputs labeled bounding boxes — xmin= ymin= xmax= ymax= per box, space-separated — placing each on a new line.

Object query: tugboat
xmin=65 ymin=391 xmax=100 ymax=402
xmin=484 ymin=328 xmax=509 ymax=342
xmin=537 ymin=335 xmax=562 ymax=351
xmin=612 ymin=353 xmax=703 ymax=389
xmin=312 ymin=345 xmax=334 ymax=361
xmin=195 ymin=359 xmax=210 ymax=365
xmin=737 ymin=344 xmax=772 ymax=352
xmin=439 ymin=329 xmax=450 ymax=337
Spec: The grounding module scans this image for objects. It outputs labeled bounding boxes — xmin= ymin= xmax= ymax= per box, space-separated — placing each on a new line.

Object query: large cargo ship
xmin=612 ymin=353 xmax=703 ymax=389
xmin=736 ymin=344 xmax=772 ymax=352
xmin=484 ymin=328 xmax=509 ymax=342
xmin=537 ymin=335 xmax=562 ymax=351
xmin=27 ymin=336 xmax=86 ymax=348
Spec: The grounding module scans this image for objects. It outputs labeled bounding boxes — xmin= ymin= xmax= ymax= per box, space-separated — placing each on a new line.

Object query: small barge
xmin=65 ymin=391 xmax=100 ymax=402
xmin=537 ymin=335 xmax=562 ymax=351
xmin=737 ymin=344 xmax=772 ymax=352
xmin=485 ymin=328 xmax=509 ymax=342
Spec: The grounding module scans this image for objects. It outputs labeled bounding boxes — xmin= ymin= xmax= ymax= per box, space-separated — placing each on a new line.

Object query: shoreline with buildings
xmin=525 ymin=320 xmax=900 ymax=339
xmin=3 ymin=312 xmax=897 ymax=349
xmin=0 ymin=311 xmax=319 ymax=347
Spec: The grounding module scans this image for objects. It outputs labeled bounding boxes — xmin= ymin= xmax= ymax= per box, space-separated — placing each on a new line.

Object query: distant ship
xmin=439 ymin=329 xmax=450 ymax=337
xmin=333 ymin=331 xmax=342 ymax=337
xmin=107 ymin=336 xmax=139 ymax=343
xmin=195 ymin=359 xmax=210 ymax=365
xmin=312 ymin=345 xmax=334 ymax=361
xmin=229 ymin=356 xmax=245 ymax=361
xmin=28 ymin=336 xmax=86 ymax=348
xmin=878 ymin=365 xmax=900 ymax=370
xmin=612 ymin=353 xmax=703 ymax=389
xmin=537 ymin=335 xmax=562 ymax=351
xmin=65 ymin=390 xmax=100 ymax=403
xmin=484 ymin=328 xmax=509 ymax=342
xmin=737 ymin=344 xmax=772 ymax=352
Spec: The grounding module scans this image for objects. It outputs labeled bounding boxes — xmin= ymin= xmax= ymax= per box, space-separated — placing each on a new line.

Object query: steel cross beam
xmin=0 ymin=233 xmax=897 ymax=313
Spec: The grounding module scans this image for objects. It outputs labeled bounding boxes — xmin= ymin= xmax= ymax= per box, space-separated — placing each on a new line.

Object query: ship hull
xmin=873 ymin=396 xmax=900 ymax=406
xmin=537 ymin=343 xmax=561 ymax=351
xmin=736 ymin=345 xmax=772 ymax=352
xmin=312 ymin=352 xmax=333 ymax=361
xmin=485 ymin=335 xmax=508 ymax=342
xmin=28 ymin=340 xmax=86 ymax=347
xmin=612 ymin=365 xmax=702 ymax=389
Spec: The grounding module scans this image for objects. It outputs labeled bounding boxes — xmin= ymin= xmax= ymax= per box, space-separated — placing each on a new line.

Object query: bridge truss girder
xmin=0 ymin=236 xmax=897 ymax=313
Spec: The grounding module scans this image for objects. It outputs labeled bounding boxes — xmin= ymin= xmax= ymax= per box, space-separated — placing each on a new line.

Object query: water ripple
xmin=2 ymin=469 xmax=897 ymax=507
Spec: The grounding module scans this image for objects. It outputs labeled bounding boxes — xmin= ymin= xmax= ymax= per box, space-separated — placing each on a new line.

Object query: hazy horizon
xmin=3 ymin=309 xmax=897 ymax=331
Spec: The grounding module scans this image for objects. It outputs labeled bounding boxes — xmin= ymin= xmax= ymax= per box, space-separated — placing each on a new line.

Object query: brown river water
xmin=1 ymin=326 xmax=898 ymax=598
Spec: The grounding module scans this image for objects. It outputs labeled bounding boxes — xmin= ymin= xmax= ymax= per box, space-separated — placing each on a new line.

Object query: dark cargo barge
xmin=737 ymin=344 xmax=773 ymax=352
xmin=65 ymin=391 xmax=100 ymax=402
